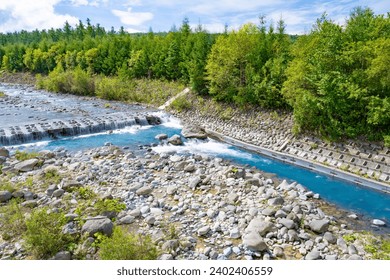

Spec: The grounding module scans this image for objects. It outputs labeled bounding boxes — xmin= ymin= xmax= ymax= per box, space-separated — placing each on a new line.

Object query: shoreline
xmin=172 ymin=94 xmax=390 ymax=187
xmin=206 ymin=129 xmax=390 ymax=195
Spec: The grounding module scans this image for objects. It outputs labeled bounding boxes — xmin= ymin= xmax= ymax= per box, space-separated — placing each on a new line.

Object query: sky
xmin=0 ymin=0 xmax=388 ymax=35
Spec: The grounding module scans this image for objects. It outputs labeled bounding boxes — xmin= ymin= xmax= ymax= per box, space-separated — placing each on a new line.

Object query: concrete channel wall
xmin=206 ymin=129 xmax=390 ymax=194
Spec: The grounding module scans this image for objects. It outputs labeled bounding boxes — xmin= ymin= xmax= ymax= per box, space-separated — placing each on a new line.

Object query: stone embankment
xmin=173 ymin=97 xmax=390 ymax=187
xmin=0 ymin=144 xmax=387 ymax=260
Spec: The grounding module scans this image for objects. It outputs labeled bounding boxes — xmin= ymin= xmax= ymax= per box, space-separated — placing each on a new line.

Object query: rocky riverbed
xmin=0 ymin=143 xmax=388 ymax=260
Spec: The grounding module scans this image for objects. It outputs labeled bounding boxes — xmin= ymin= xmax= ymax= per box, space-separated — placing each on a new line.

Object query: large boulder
xmin=167 ymin=134 xmax=183 ymax=145
xmin=181 ymin=125 xmax=207 ymax=139
xmin=136 ymin=186 xmax=153 ymax=196
xmin=309 ymin=219 xmax=329 ymax=233
xmin=0 ymin=190 xmax=12 ymax=202
xmin=14 ymin=159 xmax=39 ymax=172
xmin=245 ymin=218 xmax=274 ymax=237
xmin=0 ymin=147 xmax=9 ymax=157
xmin=242 ymin=232 xmax=268 ymax=252
xmin=81 ymin=216 xmax=114 ymax=237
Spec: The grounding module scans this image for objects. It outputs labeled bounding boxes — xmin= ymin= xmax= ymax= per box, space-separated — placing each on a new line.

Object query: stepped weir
xmin=0 ymin=113 xmax=161 ymax=146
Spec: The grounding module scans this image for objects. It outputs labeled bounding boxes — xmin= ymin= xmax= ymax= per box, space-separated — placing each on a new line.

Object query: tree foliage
xmin=1 ymin=9 xmax=389 ymax=143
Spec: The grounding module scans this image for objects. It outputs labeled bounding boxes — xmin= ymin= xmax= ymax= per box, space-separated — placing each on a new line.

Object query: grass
xmin=0 ymin=91 xmax=5 ymax=97
xmin=42 ymin=168 xmax=62 ymax=185
xmin=94 ymin=198 xmax=126 ymax=217
xmin=15 ymin=150 xmax=40 ymax=161
xmin=0 ymin=199 xmax=26 ymax=240
xmin=24 ymin=207 xmax=75 ymax=259
xmin=168 ymin=94 xmax=192 ymax=112
xmin=97 ymin=226 xmax=159 ymax=260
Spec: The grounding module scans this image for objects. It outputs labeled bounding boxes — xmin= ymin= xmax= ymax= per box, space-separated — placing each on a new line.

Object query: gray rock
xmin=53 ymin=251 xmax=71 ymax=260
xmin=348 ymin=254 xmax=363 ymax=260
xmin=273 ymin=247 xmax=284 ymax=258
xmin=117 ymin=215 xmax=135 ymax=225
xmin=21 ymin=200 xmax=38 ymax=208
xmin=305 ymin=249 xmax=321 ymax=260
xmin=348 ymin=244 xmax=358 ymax=255
xmin=227 ymin=193 xmax=239 ymax=204
xmin=81 ymin=216 xmax=114 ymax=237
xmin=166 ymin=185 xmax=177 ymax=195
xmin=279 ymin=218 xmax=296 ymax=229
xmin=12 ymin=190 xmax=24 ymax=199
xmin=245 ymin=218 xmax=274 ymax=237
xmin=348 ymin=214 xmax=358 ymax=220
xmin=262 ymin=207 xmax=276 ymax=216
xmin=189 ymin=176 xmax=201 ymax=189
xmin=0 ymin=147 xmax=10 ymax=157
xmin=167 ymin=134 xmax=183 ymax=145
xmin=0 ymin=156 xmax=6 ymax=164
xmin=181 ymin=125 xmax=207 ymax=139
xmin=62 ymin=180 xmax=82 ymax=191
xmin=162 ymin=240 xmax=179 ymax=253
xmin=46 ymin=185 xmax=58 ymax=196
xmin=14 ymin=159 xmax=39 ymax=172
xmin=0 ymin=191 xmax=12 ymax=203
xmin=145 ymin=216 xmax=156 ymax=225
xmin=159 ymin=254 xmax=174 ymax=260
xmin=323 ymin=232 xmax=337 ymax=244
xmin=223 ymin=247 xmax=232 ymax=257
xmin=129 ymin=209 xmax=141 ymax=217
xmin=229 ymin=228 xmax=241 ymax=239
xmin=309 ymin=219 xmax=329 ymax=233
xmin=275 ymin=210 xmax=287 ymax=218
xmin=245 ymin=178 xmax=262 ymax=187
xmin=243 ymin=232 xmax=268 ymax=252
xmin=184 ymin=164 xmax=196 ymax=172
xmin=325 ymin=255 xmax=338 ymax=260
xmin=136 ymin=186 xmax=153 ymax=196
xmin=155 ymin=134 xmax=168 ymax=140
xmin=198 ymin=226 xmax=210 ymax=236
xmin=52 ymin=189 xmax=65 ymax=198
xmin=372 ymin=219 xmax=386 ymax=226
xmin=268 ymin=196 xmax=284 ymax=206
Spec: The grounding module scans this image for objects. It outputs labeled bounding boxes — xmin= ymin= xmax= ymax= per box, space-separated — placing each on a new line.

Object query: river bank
xmin=0 ymin=144 xmax=389 ymax=260
xmin=172 ymin=93 xmax=390 ymax=187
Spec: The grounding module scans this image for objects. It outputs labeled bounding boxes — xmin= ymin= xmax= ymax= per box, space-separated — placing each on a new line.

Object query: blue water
xmin=9 ymin=123 xmax=390 ymax=223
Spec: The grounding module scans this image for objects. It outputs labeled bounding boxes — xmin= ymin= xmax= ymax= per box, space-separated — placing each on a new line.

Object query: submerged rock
xmin=168 ymin=134 xmax=183 ymax=145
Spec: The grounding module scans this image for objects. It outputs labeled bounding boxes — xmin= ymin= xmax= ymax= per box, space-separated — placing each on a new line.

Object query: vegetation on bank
xmin=0 ymin=150 xmax=160 ymax=260
xmin=0 ymin=7 xmax=389 ymax=144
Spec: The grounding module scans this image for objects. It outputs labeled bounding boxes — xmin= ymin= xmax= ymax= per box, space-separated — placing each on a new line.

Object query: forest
xmin=0 ymin=7 xmax=389 ymax=145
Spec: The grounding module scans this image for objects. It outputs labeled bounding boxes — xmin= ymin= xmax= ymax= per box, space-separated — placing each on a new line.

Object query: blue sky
xmin=0 ymin=0 xmax=388 ymax=34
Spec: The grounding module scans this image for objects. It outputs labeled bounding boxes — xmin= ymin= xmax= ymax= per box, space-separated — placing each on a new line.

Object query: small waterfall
xmin=0 ymin=113 xmax=161 ymax=146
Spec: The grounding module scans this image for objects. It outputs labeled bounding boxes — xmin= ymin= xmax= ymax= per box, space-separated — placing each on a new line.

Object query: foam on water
xmin=153 ymin=139 xmax=255 ymax=161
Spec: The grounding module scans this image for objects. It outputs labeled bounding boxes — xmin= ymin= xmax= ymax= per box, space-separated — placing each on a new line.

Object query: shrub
xmin=98 ymin=227 xmax=159 ymax=260
xmin=77 ymin=186 xmax=96 ymax=200
xmin=365 ymin=238 xmax=390 ymax=260
xmin=169 ymin=95 xmax=191 ymax=112
xmin=24 ymin=208 xmax=74 ymax=259
xmin=94 ymin=198 xmax=126 ymax=216
xmin=0 ymin=199 xmax=26 ymax=240
xmin=0 ymin=91 xmax=5 ymax=97
xmin=15 ymin=150 xmax=39 ymax=161
xmin=43 ymin=168 xmax=61 ymax=184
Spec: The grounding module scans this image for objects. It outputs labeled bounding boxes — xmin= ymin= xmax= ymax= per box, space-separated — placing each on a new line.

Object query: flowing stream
xmin=1 ymin=84 xmax=389 ymax=223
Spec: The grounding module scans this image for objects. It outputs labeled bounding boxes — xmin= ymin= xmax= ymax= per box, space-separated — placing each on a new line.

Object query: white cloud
xmin=70 ymin=0 xmax=89 ymax=6
xmin=112 ymin=7 xmax=153 ymax=26
xmin=0 ymin=0 xmax=79 ymax=32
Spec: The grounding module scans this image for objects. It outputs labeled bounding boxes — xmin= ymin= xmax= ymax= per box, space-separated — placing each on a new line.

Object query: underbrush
xmin=36 ymin=68 xmax=184 ymax=106
xmin=96 ymin=226 xmax=159 ymax=260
